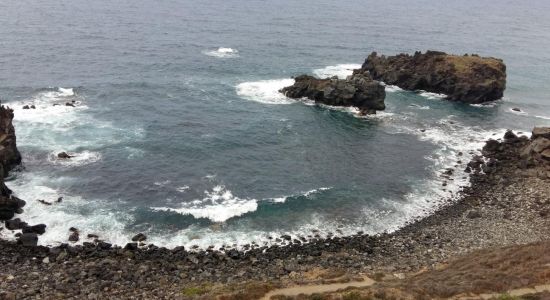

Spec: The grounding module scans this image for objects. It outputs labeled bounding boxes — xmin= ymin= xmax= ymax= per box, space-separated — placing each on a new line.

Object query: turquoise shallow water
xmin=0 ymin=0 xmax=549 ymax=248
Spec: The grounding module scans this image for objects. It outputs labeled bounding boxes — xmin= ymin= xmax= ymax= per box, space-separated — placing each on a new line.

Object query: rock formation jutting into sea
xmin=360 ymin=50 xmax=506 ymax=104
xmin=279 ymin=74 xmax=386 ymax=114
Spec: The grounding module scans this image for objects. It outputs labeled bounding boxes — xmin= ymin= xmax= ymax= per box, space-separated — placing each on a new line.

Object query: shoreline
xmin=1 ymin=128 xmax=549 ymax=298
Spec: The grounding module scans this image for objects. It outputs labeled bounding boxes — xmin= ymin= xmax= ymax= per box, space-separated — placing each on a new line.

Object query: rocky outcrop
xmin=0 ymin=105 xmax=21 ymax=175
xmin=279 ymin=74 xmax=386 ymax=114
xmin=359 ymin=51 xmax=506 ymax=104
xmin=0 ymin=105 xmax=23 ymax=221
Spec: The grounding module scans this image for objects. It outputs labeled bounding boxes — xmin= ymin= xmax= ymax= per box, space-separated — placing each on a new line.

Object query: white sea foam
xmin=47 ymin=150 xmax=101 ymax=167
xmin=176 ymin=185 xmax=190 ymax=193
xmin=409 ymin=104 xmax=430 ymax=110
xmin=151 ymin=185 xmax=258 ymax=223
xmin=312 ymin=64 xmax=361 ymax=79
xmin=470 ymin=101 xmax=499 ymax=108
xmin=203 ymin=47 xmax=239 ymax=58
xmin=419 ymin=91 xmax=446 ymax=99
xmin=7 ymin=173 xmax=133 ymax=247
xmin=382 ymin=83 xmax=403 ymax=92
xmin=535 ymin=115 xmax=550 ymax=120
xmin=236 ymin=79 xmax=295 ymax=104
xmin=268 ymin=187 xmax=332 ymax=203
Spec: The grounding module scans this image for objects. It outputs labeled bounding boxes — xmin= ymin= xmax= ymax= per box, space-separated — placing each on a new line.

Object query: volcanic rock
xmin=57 ymin=152 xmax=72 ymax=159
xmin=359 ymin=51 xmax=506 ymax=104
xmin=18 ymin=233 xmax=38 ymax=247
xmin=132 ymin=233 xmax=147 ymax=242
xmin=279 ymin=74 xmax=386 ymax=114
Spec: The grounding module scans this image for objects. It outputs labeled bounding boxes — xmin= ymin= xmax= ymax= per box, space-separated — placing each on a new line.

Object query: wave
xmin=312 ymin=64 xmax=361 ymax=79
xmin=236 ymin=79 xmax=295 ymax=104
xmin=7 ymin=173 xmax=133 ymax=247
xmin=535 ymin=115 xmax=550 ymax=120
xmin=151 ymin=185 xmax=258 ymax=223
xmin=418 ymin=90 xmax=446 ymax=99
xmin=268 ymin=187 xmax=332 ymax=203
xmin=203 ymin=47 xmax=239 ymax=58
xmin=381 ymin=83 xmax=403 ymax=92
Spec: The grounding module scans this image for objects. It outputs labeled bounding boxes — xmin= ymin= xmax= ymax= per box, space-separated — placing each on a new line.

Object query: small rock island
xmin=360 ymin=50 xmax=506 ymax=104
xmin=279 ymin=74 xmax=386 ymax=115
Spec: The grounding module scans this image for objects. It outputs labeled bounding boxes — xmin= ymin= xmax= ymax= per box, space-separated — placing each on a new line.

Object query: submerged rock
xmin=279 ymin=74 xmax=386 ymax=114
xmin=360 ymin=51 xmax=506 ymax=104
xmin=57 ymin=152 xmax=73 ymax=159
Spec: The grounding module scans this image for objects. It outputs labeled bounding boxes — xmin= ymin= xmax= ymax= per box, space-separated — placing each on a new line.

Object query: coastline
xmin=1 ymin=129 xmax=549 ymax=299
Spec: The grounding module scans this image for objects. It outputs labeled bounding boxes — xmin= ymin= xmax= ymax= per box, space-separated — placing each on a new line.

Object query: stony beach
xmin=1 ymin=127 xmax=549 ymax=299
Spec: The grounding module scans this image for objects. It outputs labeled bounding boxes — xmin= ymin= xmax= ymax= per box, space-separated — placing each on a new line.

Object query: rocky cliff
xmin=360 ymin=51 xmax=506 ymax=104
xmin=0 ymin=105 xmax=24 ymax=221
xmin=279 ymin=74 xmax=386 ymax=114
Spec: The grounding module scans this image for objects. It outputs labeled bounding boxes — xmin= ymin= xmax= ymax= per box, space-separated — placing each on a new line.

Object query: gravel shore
xmin=1 ymin=129 xmax=549 ymax=299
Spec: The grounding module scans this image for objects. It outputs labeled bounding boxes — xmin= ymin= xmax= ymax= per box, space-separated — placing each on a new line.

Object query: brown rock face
xmin=279 ymin=74 xmax=386 ymax=114
xmin=521 ymin=127 xmax=550 ymax=163
xmin=360 ymin=51 xmax=506 ymax=104
xmin=0 ymin=105 xmax=23 ymax=220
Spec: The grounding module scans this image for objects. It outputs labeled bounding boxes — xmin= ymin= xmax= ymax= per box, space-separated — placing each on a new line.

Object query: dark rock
xmin=23 ymin=105 xmax=30 ymax=109
xmin=57 ymin=152 xmax=72 ymax=159
xmin=361 ymin=51 xmax=506 ymax=104
xmin=38 ymin=199 xmax=52 ymax=205
xmin=57 ymin=197 xmax=63 ymax=202
xmin=511 ymin=107 xmax=521 ymax=112
xmin=131 ymin=233 xmax=147 ymax=242
xmin=65 ymin=102 xmax=75 ymax=107
xmin=30 ymin=105 xmax=36 ymax=109
xmin=504 ymin=130 xmax=517 ymax=140
xmin=279 ymin=74 xmax=386 ymax=114
xmin=22 ymin=224 xmax=47 ymax=235
xmin=68 ymin=232 xmax=79 ymax=242
xmin=124 ymin=243 xmax=138 ymax=250
xmin=281 ymin=234 xmax=292 ymax=241
xmin=5 ymin=218 xmax=27 ymax=230
xmin=18 ymin=233 xmax=38 ymax=246
xmin=227 ymin=249 xmax=240 ymax=259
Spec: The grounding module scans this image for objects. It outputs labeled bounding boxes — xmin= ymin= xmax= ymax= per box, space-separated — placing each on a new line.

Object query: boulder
xmin=18 ymin=233 xmax=38 ymax=247
xmin=131 ymin=233 xmax=147 ymax=242
xmin=5 ymin=218 xmax=27 ymax=230
xmin=279 ymin=74 xmax=386 ymax=114
xmin=360 ymin=51 xmax=506 ymax=104
xmin=22 ymin=224 xmax=47 ymax=235
xmin=68 ymin=231 xmax=80 ymax=242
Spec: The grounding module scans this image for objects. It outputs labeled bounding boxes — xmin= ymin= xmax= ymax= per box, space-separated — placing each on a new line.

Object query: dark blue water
xmin=1 ymin=0 xmax=549 ymax=248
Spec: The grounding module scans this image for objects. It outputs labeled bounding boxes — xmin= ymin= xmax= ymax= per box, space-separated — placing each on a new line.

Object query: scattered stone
xmin=37 ymin=199 xmax=52 ymax=205
xmin=22 ymin=105 xmax=30 ymax=109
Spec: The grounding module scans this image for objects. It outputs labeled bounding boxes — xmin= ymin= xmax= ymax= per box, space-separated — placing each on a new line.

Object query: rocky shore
xmin=360 ymin=50 xmax=506 ymax=103
xmin=1 ymin=127 xmax=548 ymax=299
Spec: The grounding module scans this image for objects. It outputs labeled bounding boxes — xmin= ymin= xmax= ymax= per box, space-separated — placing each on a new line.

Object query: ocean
xmin=1 ymin=0 xmax=549 ymax=248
